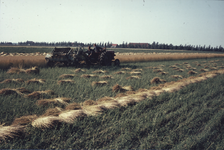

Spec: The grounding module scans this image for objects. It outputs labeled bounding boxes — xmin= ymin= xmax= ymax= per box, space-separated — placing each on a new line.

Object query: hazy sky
xmin=0 ymin=0 xmax=224 ymax=47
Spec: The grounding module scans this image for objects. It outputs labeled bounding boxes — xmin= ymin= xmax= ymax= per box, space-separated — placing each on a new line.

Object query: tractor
xmin=45 ymin=45 xmax=120 ymax=67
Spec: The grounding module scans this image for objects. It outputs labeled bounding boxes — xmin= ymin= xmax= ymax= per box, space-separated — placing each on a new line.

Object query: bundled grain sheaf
xmin=59 ymin=74 xmax=76 ymax=79
xmin=83 ymin=99 xmax=97 ymax=106
xmin=114 ymin=71 xmax=126 ymax=74
xmin=31 ymin=116 xmax=64 ymax=128
xmin=0 ymin=125 xmax=25 ymax=140
xmin=72 ymin=68 xmax=86 ymax=73
xmin=159 ymin=72 xmax=169 ymax=75
xmin=0 ymin=78 xmax=24 ymax=84
xmin=121 ymin=67 xmax=131 ymax=70
xmin=0 ymin=88 xmax=29 ymax=96
xmin=26 ymin=78 xmax=46 ymax=84
xmin=210 ymin=67 xmax=218 ymax=70
xmin=25 ymin=90 xmax=54 ymax=99
xmin=91 ymin=81 xmax=108 ymax=86
xmin=171 ymin=75 xmax=183 ymax=79
xmin=25 ymin=66 xmax=40 ymax=74
xmin=57 ymin=79 xmax=75 ymax=85
xmin=112 ymin=84 xmax=134 ymax=92
xmin=59 ymin=110 xmax=86 ymax=123
xmin=12 ymin=115 xmax=38 ymax=126
xmin=115 ymin=96 xmax=136 ymax=107
xmin=37 ymin=97 xmax=70 ymax=106
xmin=80 ymin=74 xmax=98 ymax=78
xmin=188 ymin=70 xmax=197 ymax=74
xmin=129 ymin=71 xmax=141 ymax=75
xmin=126 ymin=76 xmax=141 ymax=79
xmin=200 ymin=69 xmax=209 ymax=72
xmin=7 ymin=67 xmax=26 ymax=74
xmin=132 ymin=68 xmax=143 ymax=72
xmin=82 ymin=105 xmax=107 ymax=116
xmin=177 ymin=69 xmax=185 ymax=72
xmin=150 ymin=77 xmax=166 ymax=84
xmin=99 ymin=75 xmax=114 ymax=79
xmin=92 ymin=70 xmax=108 ymax=74
xmin=153 ymin=69 xmax=164 ymax=73
xmin=42 ymin=107 xmax=63 ymax=117
xmin=65 ymin=102 xmax=81 ymax=110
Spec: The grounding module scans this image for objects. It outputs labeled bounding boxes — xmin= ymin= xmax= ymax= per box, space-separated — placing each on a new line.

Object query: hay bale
xmin=150 ymin=77 xmax=166 ymax=84
xmin=12 ymin=115 xmax=38 ymax=126
xmin=57 ymin=79 xmax=75 ymax=85
xmin=59 ymin=110 xmax=86 ymax=123
xmin=0 ymin=125 xmax=25 ymax=140
xmin=65 ymin=102 xmax=81 ymax=110
xmin=91 ymin=81 xmax=108 ymax=86
xmin=59 ymin=74 xmax=76 ymax=79
xmin=31 ymin=116 xmax=64 ymax=128
xmin=26 ymin=78 xmax=46 ymax=84
xmin=188 ymin=70 xmax=197 ymax=74
xmin=126 ymin=76 xmax=141 ymax=79
xmin=92 ymin=70 xmax=108 ymax=74
xmin=81 ymin=74 xmax=98 ymax=78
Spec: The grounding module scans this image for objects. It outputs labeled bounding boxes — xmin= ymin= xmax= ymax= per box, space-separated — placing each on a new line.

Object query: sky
xmin=0 ymin=0 xmax=224 ymax=47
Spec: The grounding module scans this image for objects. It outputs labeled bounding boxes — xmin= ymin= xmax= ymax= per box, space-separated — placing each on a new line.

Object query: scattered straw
xmin=25 ymin=66 xmax=40 ymax=74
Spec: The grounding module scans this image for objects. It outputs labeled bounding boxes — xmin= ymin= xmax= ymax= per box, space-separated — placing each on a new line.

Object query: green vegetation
xmin=0 ymin=58 xmax=224 ymax=149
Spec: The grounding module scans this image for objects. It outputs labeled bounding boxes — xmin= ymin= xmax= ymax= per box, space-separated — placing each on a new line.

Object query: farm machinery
xmin=45 ymin=46 xmax=120 ymax=67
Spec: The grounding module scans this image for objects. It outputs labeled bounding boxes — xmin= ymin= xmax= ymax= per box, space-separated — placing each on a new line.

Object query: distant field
xmin=1 ymin=46 xmax=224 ymax=70
xmin=1 ymin=57 xmax=224 ymax=149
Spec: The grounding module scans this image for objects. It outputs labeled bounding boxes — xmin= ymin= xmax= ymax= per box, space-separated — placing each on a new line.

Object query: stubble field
xmin=0 ymin=46 xmax=224 ymax=149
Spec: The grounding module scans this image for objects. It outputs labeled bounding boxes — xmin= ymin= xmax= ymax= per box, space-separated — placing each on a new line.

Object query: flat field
xmin=0 ymin=47 xmax=224 ymax=149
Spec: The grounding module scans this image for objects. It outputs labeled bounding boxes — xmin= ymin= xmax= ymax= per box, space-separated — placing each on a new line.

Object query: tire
xmin=46 ymin=60 xmax=54 ymax=67
xmin=100 ymin=52 xmax=112 ymax=66
xmin=114 ymin=59 xmax=120 ymax=66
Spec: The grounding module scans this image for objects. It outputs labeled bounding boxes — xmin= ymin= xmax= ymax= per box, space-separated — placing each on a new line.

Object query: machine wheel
xmin=46 ymin=60 xmax=55 ymax=67
xmin=100 ymin=52 xmax=112 ymax=66
xmin=114 ymin=59 xmax=120 ymax=66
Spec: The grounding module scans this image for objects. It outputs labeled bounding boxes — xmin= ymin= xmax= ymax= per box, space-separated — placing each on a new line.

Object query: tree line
xmin=0 ymin=41 xmax=223 ymax=52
